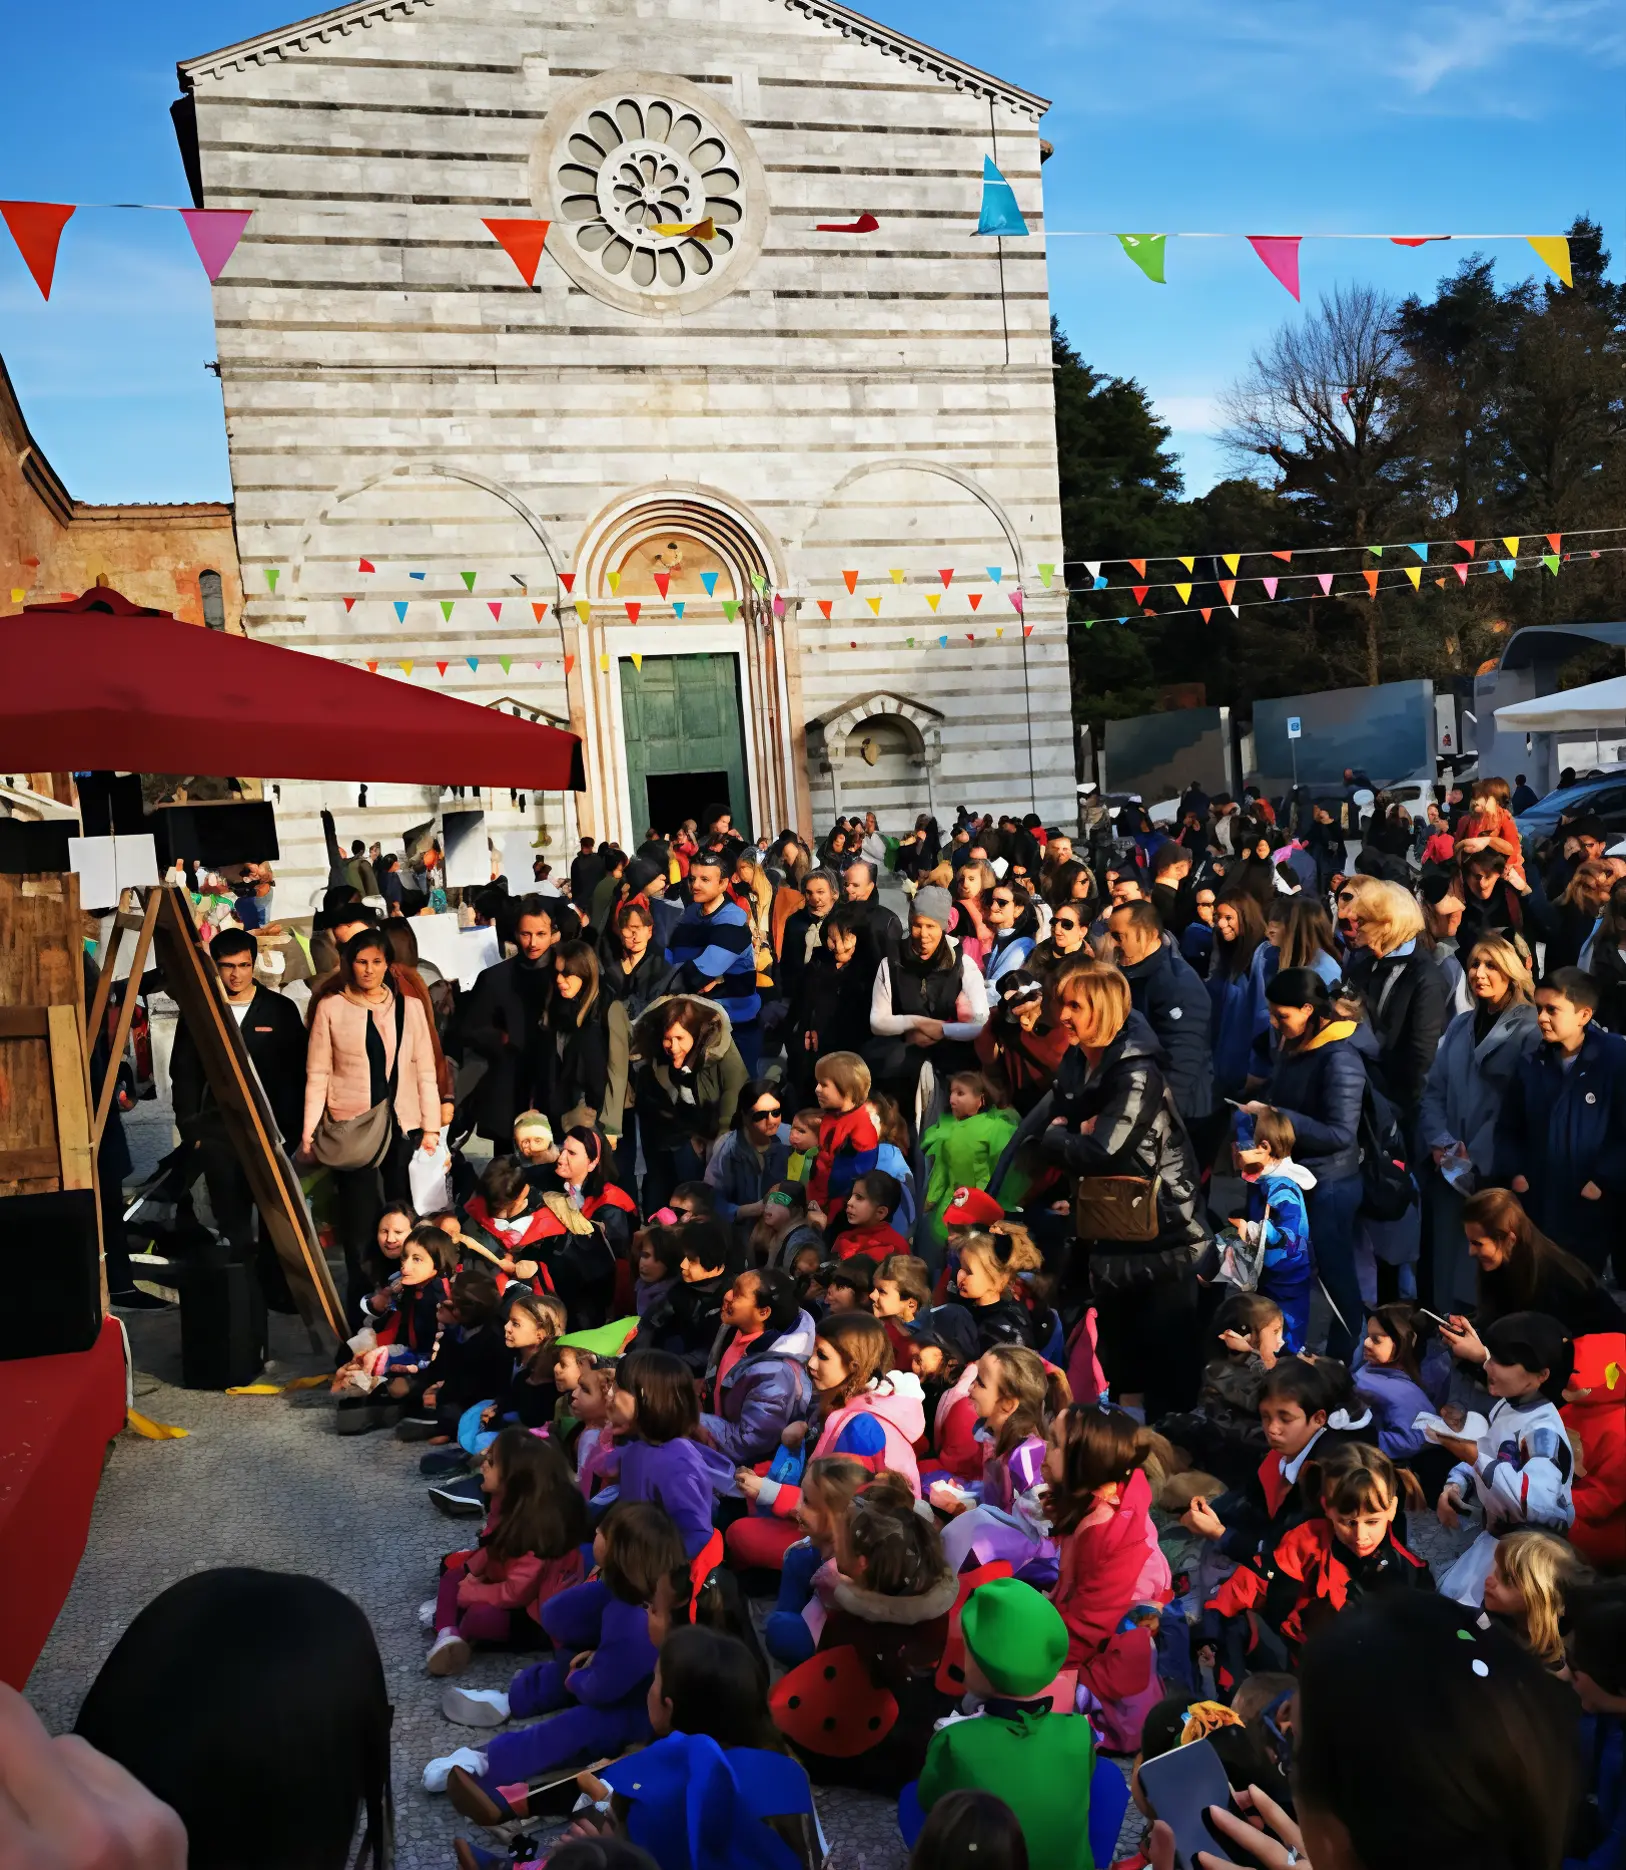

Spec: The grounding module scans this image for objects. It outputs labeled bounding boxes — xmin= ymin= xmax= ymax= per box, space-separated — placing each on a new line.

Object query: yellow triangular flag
xmin=889 ymin=568 xmax=906 ymax=584
xmin=126 ymin=1409 xmax=189 ymax=1440
xmin=1404 ymin=566 xmax=1421 ymax=590
xmin=1527 ymin=235 xmax=1572 ymax=288
xmin=1222 ymin=553 xmax=1240 ymax=574
xmin=575 ymin=600 xmax=592 ymax=624
xmin=1175 ymin=582 xmax=1192 ymax=603
xmin=608 ymin=570 xmax=621 ymax=594
xmin=598 ymin=651 xmax=609 ymax=671
xmin=631 ymin=651 xmax=643 ymax=670
xmin=398 ymin=660 xmax=414 ymax=676
xmin=9 ymin=588 xmax=22 ymax=603
xmin=995 ymin=625 xmax=1005 ymax=636
xmin=1178 ymin=556 xmax=1195 ymax=572
xmin=925 ymin=593 xmax=941 ymax=612
xmin=866 ymin=596 xmax=882 ymax=615
xmin=1503 ymin=535 xmax=1520 ymax=558
xmin=1606 ymin=1359 xmax=1622 ymax=1390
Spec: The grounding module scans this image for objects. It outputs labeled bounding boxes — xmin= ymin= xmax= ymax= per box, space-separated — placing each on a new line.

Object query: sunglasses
xmin=751 ymin=1104 xmax=782 ymax=1120
xmin=992 ymin=895 xmax=1014 ymax=908
xmin=1054 ymin=916 xmax=1081 ymax=930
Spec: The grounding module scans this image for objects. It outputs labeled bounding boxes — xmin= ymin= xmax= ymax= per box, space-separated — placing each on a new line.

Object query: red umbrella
xmin=5 ymin=588 xmax=583 ymax=789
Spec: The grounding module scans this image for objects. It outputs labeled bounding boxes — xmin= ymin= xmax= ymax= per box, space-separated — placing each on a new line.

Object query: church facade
xmin=176 ymin=0 xmax=1071 ymax=879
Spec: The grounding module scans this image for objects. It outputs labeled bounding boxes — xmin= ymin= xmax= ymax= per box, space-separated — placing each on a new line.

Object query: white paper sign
xmin=69 ymin=837 xmax=119 ymax=911
xmin=501 ymin=829 xmax=538 ymax=884
xmin=410 ymin=912 xmax=502 ymax=991
xmin=443 ymin=810 xmax=489 ymax=888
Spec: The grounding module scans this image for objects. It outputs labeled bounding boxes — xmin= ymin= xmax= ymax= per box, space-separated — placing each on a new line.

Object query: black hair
xmin=546 ymin=1842 xmax=660 ymax=1870
xmin=1259 ymin=1358 xmax=1331 ymax=1418
xmin=1543 ymin=966 xmax=1602 ymax=1014
xmin=908 ymin=1790 xmax=1028 ymax=1870
xmin=515 ymin=892 xmax=557 ymax=925
xmin=75 ymin=1569 xmax=392 ymax=1870
xmin=211 ymin=927 xmax=256 ymax=963
xmin=675 ymin=1215 xmax=733 ymax=1278
xmin=1296 ymin=1593 xmax=1579 ymax=1870
xmin=656 ymin=1626 xmax=774 ymax=1748
xmin=1264 ymin=964 xmax=1336 ymax=1018
xmin=451 ymin=1268 xmax=501 ymax=1326
xmin=823 ymin=1255 xmax=875 ymax=1298
xmin=1482 ymin=1311 xmax=1575 ymax=1402
xmin=735 ymin=1076 xmax=785 ymax=1134
xmin=670 ymin=1180 xmax=718 ymax=1216
xmin=853 ymin=1167 xmax=902 ymax=1220
xmin=1566 ymin=1580 xmax=1626 ymax=1696
xmin=479 ymin=1154 xmax=529 ymax=1211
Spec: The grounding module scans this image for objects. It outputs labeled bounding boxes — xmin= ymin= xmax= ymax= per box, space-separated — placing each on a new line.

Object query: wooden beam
xmin=0 ymin=872 xmax=82 ymax=1201
xmin=47 ymin=1005 xmax=94 ymax=1191
xmin=0 ymin=1008 xmax=49 ymax=1039
xmin=90 ymin=890 xmax=159 ymax=1149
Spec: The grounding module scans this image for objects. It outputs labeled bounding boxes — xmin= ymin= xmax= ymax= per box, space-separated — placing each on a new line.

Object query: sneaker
xmin=420 ymin=1447 xmax=470 ymax=1479
xmin=442 ymin=1685 xmax=511 ymax=1727
xmin=447 ymin=1766 xmax=519 ymax=1827
xmin=418 ymin=1599 xmax=439 ymax=1630
xmin=426 ymin=1628 xmax=472 ymax=1676
xmin=396 ymin=1416 xmax=446 ymax=1443
xmin=429 ymin=1475 xmax=487 ymax=1518
xmin=422 ymin=1748 xmax=487 ymax=1795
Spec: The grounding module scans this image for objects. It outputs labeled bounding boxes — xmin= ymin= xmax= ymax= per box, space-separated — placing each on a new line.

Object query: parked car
xmin=1515 ymin=770 xmax=1626 ymax=847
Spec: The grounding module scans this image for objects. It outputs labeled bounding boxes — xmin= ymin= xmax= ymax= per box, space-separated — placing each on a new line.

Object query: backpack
xmin=1357 ymin=1078 xmax=1417 ymax=1222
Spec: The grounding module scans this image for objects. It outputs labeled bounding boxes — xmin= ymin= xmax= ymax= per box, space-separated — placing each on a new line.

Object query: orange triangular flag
xmin=1022 ymin=624 xmax=1033 ymax=638
xmin=1546 ymin=533 xmax=1561 ymax=553
xmin=654 ymin=571 xmax=670 ymax=598
xmin=365 ymin=659 xmax=378 ymax=673
xmin=939 ymin=569 xmax=955 ymax=587
xmin=1218 ymin=579 xmax=1236 ymax=603
xmin=482 ymin=217 xmax=550 ymax=285
xmin=0 ymin=202 xmax=74 ymax=299
xmin=1271 ymin=550 xmax=1292 ymax=562
xmin=866 ymin=596 xmax=882 ymax=615
xmin=1363 ymin=569 xmax=1380 ymax=597
xmin=1435 ymin=577 xmax=1447 ymax=588
xmin=1128 ymin=558 xmax=1146 ymax=576
xmin=925 ymin=593 xmax=942 ymax=612
xmin=842 ymin=570 xmax=859 ymax=594
xmin=1132 ymin=584 xmax=1150 ymax=604
xmin=531 ymin=601 xmax=549 ymax=621
xmin=968 ymin=592 xmax=983 ymax=610
xmin=1200 ymin=608 xmax=1212 ymax=623
xmin=564 ymin=653 xmax=576 ymax=675
xmin=817 ymin=599 xmax=833 ymax=619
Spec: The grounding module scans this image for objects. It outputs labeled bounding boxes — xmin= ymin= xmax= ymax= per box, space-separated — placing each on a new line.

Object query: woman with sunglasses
xmin=702 ymin=1076 xmax=791 ymax=1251
xmin=983 ymin=882 xmax=1039 ymax=986
xmin=975 ymin=971 xmax=1071 ymax=1115
xmin=1030 ymin=897 xmax=1092 ymax=985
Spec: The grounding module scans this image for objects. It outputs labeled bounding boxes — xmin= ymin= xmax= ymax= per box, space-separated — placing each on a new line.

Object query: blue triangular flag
xmin=987 ymin=566 xmax=1003 ymax=583
xmin=392 ymin=600 xmax=408 ymax=621
xmin=1500 ymin=558 xmax=1516 ymax=578
xmin=1406 ymin=543 xmax=1428 ymax=562
xmin=1093 ymin=574 xmax=1107 ymax=590
xmin=701 ymin=571 xmax=719 ymax=595
xmin=466 ymin=656 xmax=479 ymax=671
xmin=938 ymin=634 xmax=948 ymax=647
xmin=409 ymin=570 xmax=426 ymax=581
xmin=976 ymin=156 xmax=1028 ymax=237
xmin=673 ymin=601 xmax=685 ymax=620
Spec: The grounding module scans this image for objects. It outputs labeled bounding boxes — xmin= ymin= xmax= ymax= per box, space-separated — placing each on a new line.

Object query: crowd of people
xmin=69 ymin=783 xmax=1626 ymax=1869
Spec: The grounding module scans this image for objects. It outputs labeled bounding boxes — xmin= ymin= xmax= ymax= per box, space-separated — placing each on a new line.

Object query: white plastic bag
xmin=408 ymin=1136 xmax=453 ymax=1214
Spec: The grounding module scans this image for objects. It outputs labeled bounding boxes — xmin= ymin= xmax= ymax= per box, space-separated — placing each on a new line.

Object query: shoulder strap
xmin=385 ymin=989 xmax=406 ymax=1100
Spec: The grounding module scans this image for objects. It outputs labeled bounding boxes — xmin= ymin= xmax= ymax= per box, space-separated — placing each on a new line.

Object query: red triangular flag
xmin=1453 ymin=563 xmax=1469 ymax=585
xmin=1546 ymin=533 xmax=1561 ymax=553
xmin=842 ymin=570 xmax=859 ymax=594
xmin=1218 ymin=579 xmax=1236 ymax=602
xmin=966 ymin=631 xmax=976 ymax=642
xmin=815 ymin=214 xmax=880 ymax=233
xmin=560 ymin=572 xmax=576 ymax=594
xmin=1455 ymin=539 xmax=1475 ymax=556
xmin=343 ymin=596 xmax=356 ymax=612
xmin=358 ymin=558 xmax=376 ymax=574
xmin=365 ymin=659 xmax=378 ymax=672
xmin=482 ymin=217 xmax=550 ymax=286
xmin=817 ymin=599 xmax=833 ymax=619
xmin=0 ymin=202 xmax=74 ymax=299
xmin=1128 ymin=558 xmax=1146 ymax=576
xmin=1022 ymin=624 xmax=1033 ymax=637
xmin=531 ymin=601 xmax=549 ymax=621
xmin=1363 ymin=569 xmax=1380 ymax=596
xmin=1247 ymin=234 xmax=1302 ymax=300
xmin=1200 ymin=608 xmax=1212 ymax=623
xmin=488 ymin=601 xmax=502 ymax=619
xmin=564 ymin=653 xmax=576 ymax=675
xmin=1271 ymin=549 xmax=1292 ymax=562
xmin=654 ymin=571 xmax=670 ymax=598
xmin=625 ymin=601 xmax=640 ymax=623
xmin=1131 ymin=584 xmax=1150 ymax=604
xmin=968 ymin=592 xmax=983 ymax=610
xmin=939 ymin=569 xmax=955 ymax=587
xmin=436 ymin=661 xmax=448 ymax=676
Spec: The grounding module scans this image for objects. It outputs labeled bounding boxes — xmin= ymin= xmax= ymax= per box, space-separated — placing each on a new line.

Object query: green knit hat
xmin=960 ymin=1577 xmax=1068 ymax=1700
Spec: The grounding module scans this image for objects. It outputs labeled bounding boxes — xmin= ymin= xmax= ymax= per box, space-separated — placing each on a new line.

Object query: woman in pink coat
xmin=302 ymin=928 xmax=441 ymax=1321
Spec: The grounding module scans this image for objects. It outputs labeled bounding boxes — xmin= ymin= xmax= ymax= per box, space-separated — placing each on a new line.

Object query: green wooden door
xmin=620 ymin=653 xmax=751 ymax=841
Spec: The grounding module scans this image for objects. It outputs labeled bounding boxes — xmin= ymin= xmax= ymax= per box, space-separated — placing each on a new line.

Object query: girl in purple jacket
xmin=603 ymin=1350 xmax=737 ymax=1557
xmin=1352 ymin=1303 xmax=1439 ymax=1461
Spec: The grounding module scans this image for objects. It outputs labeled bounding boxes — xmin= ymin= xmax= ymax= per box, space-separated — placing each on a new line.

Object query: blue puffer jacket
xmin=704 ymin=1125 xmax=793 ymax=1232
xmin=699 ymin=1308 xmax=816 ymax=1465
xmin=1493 ymin=1027 xmax=1626 ymax=1267
xmin=1209 ymin=954 xmax=1267 ymax=1099
xmin=1261 ymin=1018 xmax=1368 ymax=1185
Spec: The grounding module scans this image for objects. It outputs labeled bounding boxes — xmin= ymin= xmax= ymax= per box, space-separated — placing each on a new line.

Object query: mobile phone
xmin=1137 ymin=1738 xmax=1235 ymax=1870
xmin=1224 ymin=1097 xmax=1245 ymax=1109
xmin=1418 ymin=1307 xmax=1454 ymax=1328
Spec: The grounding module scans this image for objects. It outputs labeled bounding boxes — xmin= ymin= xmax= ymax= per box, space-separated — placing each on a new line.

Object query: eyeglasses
xmin=992 ymin=895 xmax=1014 ymax=908
xmin=751 ymin=1104 xmax=782 ymax=1121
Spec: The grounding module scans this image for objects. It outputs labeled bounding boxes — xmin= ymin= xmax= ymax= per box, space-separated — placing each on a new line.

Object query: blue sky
xmin=1 ymin=0 xmax=1620 ymax=502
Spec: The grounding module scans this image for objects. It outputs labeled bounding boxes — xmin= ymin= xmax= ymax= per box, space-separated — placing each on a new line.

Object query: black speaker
xmin=0 ymin=818 xmax=76 ymax=876
xmin=179 ymin=1260 xmax=266 ymax=1390
xmin=0 ymin=1191 xmax=103 ymax=1359
xmin=150 ymin=801 xmax=279 ymax=869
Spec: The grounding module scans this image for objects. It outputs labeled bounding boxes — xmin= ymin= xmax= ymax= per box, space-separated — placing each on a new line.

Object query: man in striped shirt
xmin=665 ymin=853 xmax=762 ymax=1070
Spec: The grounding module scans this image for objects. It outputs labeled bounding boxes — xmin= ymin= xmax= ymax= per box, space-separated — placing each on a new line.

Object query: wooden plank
xmin=0 ymin=873 xmax=81 ymax=1201
xmin=90 ymin=890 xmax=159 ymax=1150
xmin=0 ymin=1147 xmax=60 ymax=1179
xmin=150 ymin=887 xmax=345 ymax=1343
xmin=0 ymin=1008 xmax=49 ymax=1039
xmin=47 ymin=1005 xmax=94 ymax=1192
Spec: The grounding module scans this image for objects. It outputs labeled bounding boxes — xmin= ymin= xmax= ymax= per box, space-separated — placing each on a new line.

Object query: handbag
xmin=312 ymin=994 xmax=405 ymax=1170
xmin=1073 ymin=1175 xmax=1160 ymax=1243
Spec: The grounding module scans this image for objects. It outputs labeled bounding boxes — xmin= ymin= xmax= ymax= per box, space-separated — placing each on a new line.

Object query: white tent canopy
xmin=1494 ymin=676 xmax=1626 ymax=734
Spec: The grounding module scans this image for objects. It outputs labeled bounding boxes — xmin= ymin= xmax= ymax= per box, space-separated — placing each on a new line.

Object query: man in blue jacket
xmin=666 ymin=854 xmax=762 ymax=1069
xmin=1110 ymin=899 xmax=1215 ymax=1126
xmin=1494 ymin=967 xmax=1626 ymax=1281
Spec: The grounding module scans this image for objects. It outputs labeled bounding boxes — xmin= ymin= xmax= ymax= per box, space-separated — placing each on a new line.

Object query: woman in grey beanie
xmin=866 ymin=883 xmax=989 ymax=1135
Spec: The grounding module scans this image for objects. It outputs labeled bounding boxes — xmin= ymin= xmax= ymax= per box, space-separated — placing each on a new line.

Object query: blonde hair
xmin=1352 ymin=880 xmax=1425 ymax=956
xmin=959 ymin=1225 xmax=1043 ymax=1297
xmin=1053 ymin=959 xmax=1132 ymax=1046
xmin=1464 ymin=935 xmax=1535 ymax=1003
xmin=1493 ymin=1529 xmax=1585 ymax=1666
xmin=813 ymin=1050 xmax=871 ymax=1106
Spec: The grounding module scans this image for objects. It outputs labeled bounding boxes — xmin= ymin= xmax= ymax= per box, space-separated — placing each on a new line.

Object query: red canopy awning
xmin=5 ymin=589 xmax=583 ymax=790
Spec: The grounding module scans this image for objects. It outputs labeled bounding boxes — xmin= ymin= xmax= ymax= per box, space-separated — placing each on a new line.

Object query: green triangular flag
xmin=1542 ymin=554 xmax=1560 ymax=575
xmin=265 ymin=568 xmax=280 ymax=592
xmin=751 ymin=574 xmax=768 ymax=595
xmin=460 ymin=571 xmax=477 ymax=591
xmin=440 ymin=600 xmax=455 ymax=621
xmin=1367 ymin=545 xmax=1384 ymax=559
xmin=906 ymin=636 xmax=915 ymax=647
xmin=1037 ymin=563 xmax=1055 ymax=588
xmin=722 ymin=598 xmax=739 ymax=621
xmin=1117 ymin=234 xmax=1166 ymax=284
xmin=500 ymin=655 xmax=512 ymax=674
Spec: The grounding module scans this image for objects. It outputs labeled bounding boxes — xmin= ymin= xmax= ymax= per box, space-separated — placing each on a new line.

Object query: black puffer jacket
xmin=1040 ymin=1011 xmax=1209 ymax=1272
xmin=1119 ymin=935 xmax=1215 ymax=1121
xmin=1347 ymin=946 xmax=1447 ymax=1121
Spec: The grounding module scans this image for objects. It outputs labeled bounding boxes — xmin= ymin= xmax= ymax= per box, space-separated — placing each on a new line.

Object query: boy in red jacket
xmin=832 ymin=1170 xmax=911 ymax=1263
xmin=809 ymin=1050 xmax=881 ymax=1226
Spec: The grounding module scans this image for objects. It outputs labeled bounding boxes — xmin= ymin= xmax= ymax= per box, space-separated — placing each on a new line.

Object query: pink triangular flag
xmin=179 ymin=208 xmax=252 ymax=282
xmin=1247 ymin=235 xmax=1302 ymax=301
xmin=1009 ymin=589 xmax=1024 ymax=615
xmin=488 ymin=601 xmax=502 ymax=619
xmin=1262 ymin=577 xmax=1278 ymax=598
xmin=1316 ymin=573 xmax=1333 ymax=595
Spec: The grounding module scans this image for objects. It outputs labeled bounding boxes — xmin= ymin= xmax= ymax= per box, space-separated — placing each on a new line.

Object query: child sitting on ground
xmin=481 ymin=1291 xmax=567 ymax=1435
xmin=764 ymin=1454 xmax=869 ymax=1668
xmin=396 ymin=1269 xmax=510 ymax=1445
xmin=1351 ymin=1302 xmax=1439 ymax=1465
xmin=913 ymin=1306 xmax=984 ymax=1484
xmin=562 ymin=1353 xmax=619 ymax=1501
xmin=425 ymin=1428 xmax=590 ymax=1678
xmin=872 ymin=1253 xmax=932 ymax=1368
xmin=755 ymin=1180 xmax=824 ymax=1272
xmin=699 ymin=1267 xmax=814 ymax=1468
xmin=628 ymin=1218 xmax=738 ymax=1374
xmin=1482 ymin=1527 xmax=1586 ymax=1671
xmin=361 ymin=1201 xmax=417 ymax=1324
xmin=431 ymin=1502 xmax=687 ymax=1821
xmin=921 ymin=1073 xmax=1020 ymax=1246
xmin=631 ymin=1216 xmax=682 ymax=1317
xmin=459 ymin=1156 xmax=555 ymax=1295
xmin=931 ymin=1345 xmax=1070 ymax=1585
xmin=335 ymin=1224 xmax=455 ymax=1429
xmin=952 ymin=1227 xmax=1046 ymax=1352
xmin=809 ymin=1051 xmax=882 ymax=1229
xmin=1155 ymin=1293 xmax=1283 ymax=1492
xmin=1229 ymin=1109 xmax=1315 ymax=1352
xmin=786 ymin=1107 xmax=822 ymax=1186
xmin=602 ymin=1349 xmax=736 ymax=1558
xmin=832 ymin=1169 xmax=911 ymax=1263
